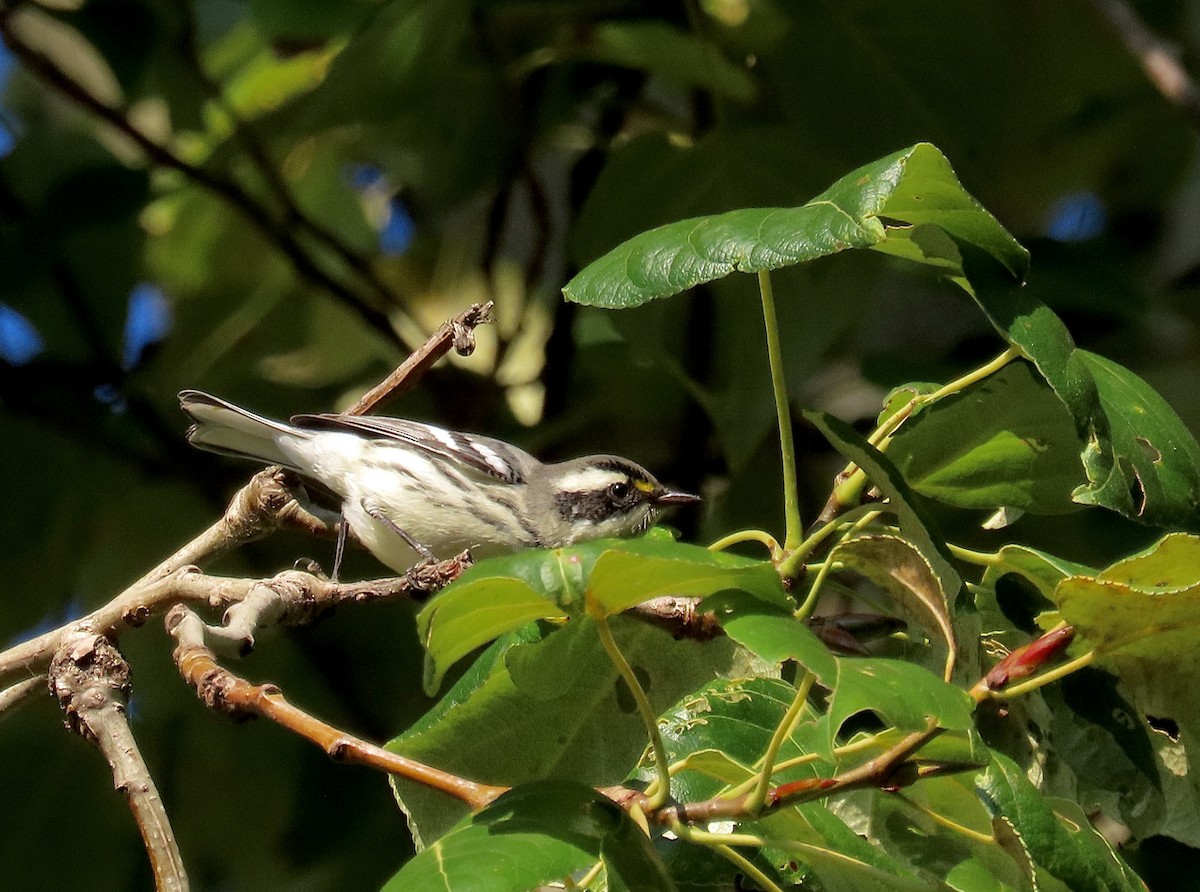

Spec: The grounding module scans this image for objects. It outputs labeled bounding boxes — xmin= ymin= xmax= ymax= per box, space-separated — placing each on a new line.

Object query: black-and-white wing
xmin=290 ymin=414 xmax=532 ymax=484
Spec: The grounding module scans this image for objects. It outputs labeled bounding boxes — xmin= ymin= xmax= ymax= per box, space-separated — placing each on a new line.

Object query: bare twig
xmin=344 ymin=301 xmax=495 ymax=416
xmin=0 ymin=676 xmax=46 ymax=718
xmin=50 ymin=633 xmax=189 ymax=891
xmin=0 ymin=6 xmax=400 ymax=343
xmin=1089 ymin=0 xmax=1200 ymax=129
xmin=0 ymin=469 xmax=320 ymax=688
xmin=166 ymin=605 xmax=505 ymax=810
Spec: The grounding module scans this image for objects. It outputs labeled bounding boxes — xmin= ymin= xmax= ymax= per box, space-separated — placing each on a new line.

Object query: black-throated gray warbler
xmin=179 ymin=390 xmax=699 ymax=572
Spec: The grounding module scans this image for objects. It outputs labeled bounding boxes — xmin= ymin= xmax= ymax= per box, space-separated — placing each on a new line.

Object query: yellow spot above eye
xmin=634 ymin=479 xmax=655 ymax=493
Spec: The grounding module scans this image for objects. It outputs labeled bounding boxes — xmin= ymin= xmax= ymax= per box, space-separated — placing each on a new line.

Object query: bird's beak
xmin=654 ymin=489 xmax=701 ymax=507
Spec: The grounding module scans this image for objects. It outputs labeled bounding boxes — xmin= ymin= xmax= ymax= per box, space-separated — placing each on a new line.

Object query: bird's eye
xmin=608 ymin=481 xmax=632 ymax=504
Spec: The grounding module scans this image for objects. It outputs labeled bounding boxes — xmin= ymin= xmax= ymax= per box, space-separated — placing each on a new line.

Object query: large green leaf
xmin=563 ymin=143 xmax=1027 ymax=309
xmin=383 ymin=781 xmax=674 ymax=892
xmin=825 ymin=658 xmax=974 ymax=743
xmin=418 ymin=535 xmax=785 ymax=693
xmin=976 ymin=754 xmax=1144 ymax=892
xmin=390 ymin=616 xmax=743 ymax=846
xmin=888 ymin=360 xmax=1086 ymax=514
xmin=1072 ymin=351 xmax=1200 ymax=528
xmin=1052 ymin=533 xmax=1200 ymax=732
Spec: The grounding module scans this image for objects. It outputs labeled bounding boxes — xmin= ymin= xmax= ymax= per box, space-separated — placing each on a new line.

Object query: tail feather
xmin=178 ymin=390 xmax=306 ymax=468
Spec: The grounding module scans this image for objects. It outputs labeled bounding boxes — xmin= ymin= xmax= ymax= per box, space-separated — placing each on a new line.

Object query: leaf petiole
xmin=746 ymin=670 xmax=816 ymax=813
xmin=758 ymin=269 xmax=804 ymax=553
xmin=591 ymin=609 xmax=673 ymax=809
xmin=708 ymin=528 xmax=783 ymax=560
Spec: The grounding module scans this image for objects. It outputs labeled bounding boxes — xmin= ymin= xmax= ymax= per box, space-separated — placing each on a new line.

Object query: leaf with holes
xmin=1072 ymin=351 xmax=1200 ymax=528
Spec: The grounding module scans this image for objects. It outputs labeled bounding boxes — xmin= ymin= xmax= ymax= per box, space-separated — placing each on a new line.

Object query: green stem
xmin=778 ymin=504 xmax=880 ymax=580
xmin=758 ymin=269 xmax=803 ymax=552
xmin=990 ymin=649 xmax=1095 ymax=700
xmin=712 ymin=845 xmax=783 ymax=892
xmin=946 ymin=543 xmax=1002 ymax=567
xmin=794 ymin=552 xmax=838 ymax=623
xmin=572 ymin=859 xmax=605 ymax=889
xmin=824 ymin=347 xmax=1020 ymax=517
xmin=746 ymin=670 xmax=816 ymax=813
xmin=709 ymin=528 xmax=783 ymax=560
xmin=792 ymin=508 xmax=880 ymax=619
xmin=892 ymin=793 xmax=995 ymax=845
xmin=593 ymin=612 xmax=672 ymax=808
xmin=872 ymin=346 xmax=1020 ymax=449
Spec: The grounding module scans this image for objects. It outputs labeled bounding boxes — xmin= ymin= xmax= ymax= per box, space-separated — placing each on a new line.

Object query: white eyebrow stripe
xmin=556 ymin=467 xmax=628 ymax=492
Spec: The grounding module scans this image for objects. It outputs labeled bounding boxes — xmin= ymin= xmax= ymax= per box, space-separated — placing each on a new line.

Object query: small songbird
xmin=179 ymin=391 xmax=700 ymax=573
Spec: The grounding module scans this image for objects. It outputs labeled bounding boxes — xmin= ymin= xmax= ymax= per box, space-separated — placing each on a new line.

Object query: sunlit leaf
xmin=564 ymin=143 xmax=1027 ymax=308
xmin=383 ymin=781 xmax=675 ymax=892
xmin=703 ymin=589 xmax=838 ymax=682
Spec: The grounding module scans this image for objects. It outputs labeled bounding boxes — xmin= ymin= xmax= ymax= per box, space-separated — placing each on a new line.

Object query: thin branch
xmin=1089 ymin=0 xmax=1200 ymax=129
xmin=166 ymin=606 xmax=506 ymax=810
xmin=0 ymin=676 xmax=45 ymax=719
xmin=344 ymin=301 xmax=494 ymax=415
xmin=50 ymin=632 xmax=189 ymax=891
xmin=0 ymin=537 xmax=467 ymax=693
xmin=0 ymin=5 xmax=400 ymax=343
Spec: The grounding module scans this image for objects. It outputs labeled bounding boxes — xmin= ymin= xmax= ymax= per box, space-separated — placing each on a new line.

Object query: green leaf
xmin=823 ymin=658 xmax=975 ymax=753
xmin=983 ymin=545 xmax=1095 ymax=601
xmin=391 ymin=616 xmax=744 ymax=845
xmin=1052 ymin=533 xmax=1200 ymax=730
xmin=888 ymin=360 xmax=1086 ymax=514
xmin=803 ymin=410 xmax=964 ymax=620
xmin=833 ymin=534 xmax=957 ymax=682
xmin=384 ymin=781 xmax=675 ymax=892
xmin=945 ymin=856 xmax=1021 ymax=891
xmin=586 ymin=539 xmax=789 ymax=617
xmin=703 ymin=589 xmax=838 ymax=682
xmin=418 ymin=536 xmax=786 ymax=692
xmin=563 ymin=143 xmax=1027 ymax=309
xmin=975 ymin=753 xmax=1145 ymax=892
xmin=1072 ymin=350 xmax=1200 ymax=527
xmin=754 ymin=802 xmax=933 ymax=891
xmin=956 ymin=247 xmax=1097 ymax=432
xmin=417 ymin=577 xmax=567 ymax=695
